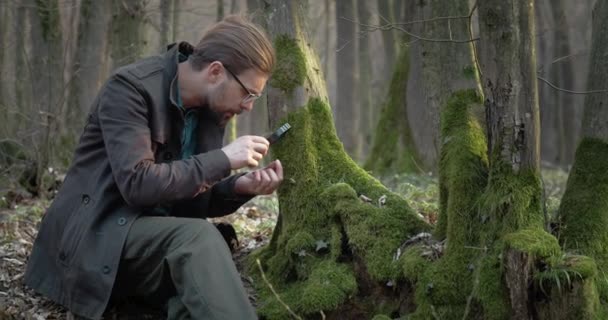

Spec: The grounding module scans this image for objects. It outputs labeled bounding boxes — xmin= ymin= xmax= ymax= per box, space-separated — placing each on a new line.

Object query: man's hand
xmin=221 ymin=135 xmax=269 ymax=169
xmin=234 ymin=160 xmax=283 ymax=195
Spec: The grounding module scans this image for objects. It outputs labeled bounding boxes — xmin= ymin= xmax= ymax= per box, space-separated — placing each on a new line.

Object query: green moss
xmin=285 ymin=231 xmax=316 ymax=255
xmin=299 ymin=261 xmax=357 ymax=311
xmin=463 ymin=66 xmax=477 ymax=79
xmin=503 ymin=228 xmax=560 ymax=258
xmin=558 ymin=138 xmax=608 ymax=299
xmin=251 ymin=97 xmax=430 ymax=318
xmin=371 ymin=315 xmax=392 ymax=320
xmin=536 ymin=255 xmax=598 ymax=295
xmin=476 ymin=250 xmax=510 ymax=320
xmin=269 ymin=35 xmax=307 ymax=92
xmin=400 ymin=245 xmax=431 ymax=282
xmin=436 ymin=89 xmax=487 ymax=241
xmin=479 ymin=167 xmax=544 ymax=240
xmin=406 ymin=90 xmax=487 ymax=319
xmin=364 ymin=45 xmax=420 ymax=176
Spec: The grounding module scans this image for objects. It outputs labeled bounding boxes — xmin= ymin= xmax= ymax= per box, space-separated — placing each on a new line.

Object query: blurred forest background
xmin=0 ymin=0 xmax=595 ymax=195
xmin=1 ymin=0 xmax=606 ymax=319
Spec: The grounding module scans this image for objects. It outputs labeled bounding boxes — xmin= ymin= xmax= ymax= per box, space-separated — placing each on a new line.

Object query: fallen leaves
xmin=0 ymin=194 xmax=280 ymax=319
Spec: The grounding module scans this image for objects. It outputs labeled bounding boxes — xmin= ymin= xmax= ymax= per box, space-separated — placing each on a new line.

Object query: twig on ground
xmin=256 ymin=259 xmax=302 ymax=320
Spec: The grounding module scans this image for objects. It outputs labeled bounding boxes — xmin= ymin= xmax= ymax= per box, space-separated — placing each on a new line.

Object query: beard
xmin=197 ymin=102 xmax=225 ymax=127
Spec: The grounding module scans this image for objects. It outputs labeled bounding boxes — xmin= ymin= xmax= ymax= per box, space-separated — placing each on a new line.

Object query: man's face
xmin=208 ymin=66 xmax=268 ymax=126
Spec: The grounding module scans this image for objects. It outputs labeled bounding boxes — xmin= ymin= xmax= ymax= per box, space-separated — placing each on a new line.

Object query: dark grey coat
xmin=24 ymin=42 xmax=252 ymax=319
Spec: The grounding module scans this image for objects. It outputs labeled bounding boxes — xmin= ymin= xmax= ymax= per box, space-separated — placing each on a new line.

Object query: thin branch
xmin=551 ymin=51 xmax=589 ymax=64
xmin=392 ymin=24 xmax=479 ymax=43
xmin=537 ymin=76 xmax=608 ymax=95
xmin=256 ymin=259 xmax=303 ymax=320
xmin=337 ymin=16 xmax=478 ymax=53
xmin=384 ymin=13 xmax=472 ymax=27
xmin=468 ymin=0 xmax=483 ymax=79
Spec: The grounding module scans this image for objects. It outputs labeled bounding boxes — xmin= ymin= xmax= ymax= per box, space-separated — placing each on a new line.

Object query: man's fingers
xmin=273 ymin=159 xmax=283 ymax=180
xmin=252 ymin=142 xmax=268 ymax=156
xmin=260 ymin=170 xmax=271 ymax=185
xmin=252 ymin=151 xmax=263 ymax=162
xmin=250 ymin=135 xmax=270 ymax=147
xmin=248 ymin=158 xmax=259 ymax=168
xmin=266 ymin=168 xmax=280 ymax=186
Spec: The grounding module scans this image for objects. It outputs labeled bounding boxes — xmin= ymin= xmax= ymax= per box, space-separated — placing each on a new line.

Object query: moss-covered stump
xmin=558 ymin=138 xmax=608 ymax=300
xmin=408 ymin=90 xmax=488 ymax=320
xmin=249 ymin=98 xmax=431 ymax=319
xmin=534 ymin=254 xmax=607 ymax=320
xmin=435 ymin=90 xmax=487 ymax=240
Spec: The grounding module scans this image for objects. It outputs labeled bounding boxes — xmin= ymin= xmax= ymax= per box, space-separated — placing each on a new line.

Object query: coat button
xmin=163 ymin=151 xmax=173 ymax=161
xmin=82 ymin=195 xmax=90 ymax=205
xmin=117 ymin=217 xmax=127 ymax=226
xmin=102 ymin=265 xmax=111 ymax=274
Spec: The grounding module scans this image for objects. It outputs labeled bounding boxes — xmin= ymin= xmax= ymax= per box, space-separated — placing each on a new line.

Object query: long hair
xmin=189 ymin=15 xmax=275 ymax=75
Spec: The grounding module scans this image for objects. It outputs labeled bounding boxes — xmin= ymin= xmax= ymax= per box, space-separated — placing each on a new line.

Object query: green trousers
xmin=111 ymin=216 xmax=257 ymax=319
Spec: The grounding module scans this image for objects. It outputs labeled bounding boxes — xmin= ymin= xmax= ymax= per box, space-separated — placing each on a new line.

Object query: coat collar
xmin=151 ymin=42 xmax=194 ymax=144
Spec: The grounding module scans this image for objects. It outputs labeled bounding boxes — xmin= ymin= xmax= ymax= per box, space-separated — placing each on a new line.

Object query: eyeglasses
xmin=224 ymin=65 xmax=262 ymax=105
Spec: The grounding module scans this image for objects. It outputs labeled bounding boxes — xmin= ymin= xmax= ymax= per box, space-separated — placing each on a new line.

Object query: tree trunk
xmin=27 ymin=0 xmax=65 ymax=195
xmin=323 ymin=0 xmax=331 ymax=77
xmin=159 ymin=0 xmax=174 ymax=51
xmin=364 ymin=41 xmax=421 ymax=177
xmin=110 ymin=0 xmax=146 ymax=69
xmin=471 ymin=1 xmax=601 ymax=319
xmin=418 ymin=0 xmax=479 ymax=170
xmin=357 ymin=0 xmax=372 ymax=153
xmin=377 ymin=0 xmax=397 ymax=82
xmin=335 ymin=0 xmax=360 ymax=158
xmin=536 ymin=0 xmax=559 ymax=165
xmin=172 ymin=0 xmax=181 ymax=41
xmin=12 ymin=3 xmax=29 ymax=138
xmin=477 ymin=2 xmax=542 ymax=319
xmin=557 ymin=0 xmax=608 ymax=315
xmin=551 ymin=0 xmax=577 ymax=167
xmin=217 ymin=0 xmax=224 ymax=21
xmin=0 ymin=1 xmax=10 ymax=137
xmin=0 ymin=2 xmax=5 ymax=114
xmin=423 ymin=0 xmax=484 ymax=241
xmin=67 ymin=0 xmax=111 ymax=150
xmin=252 ymin=1 xmax=429 ymax=319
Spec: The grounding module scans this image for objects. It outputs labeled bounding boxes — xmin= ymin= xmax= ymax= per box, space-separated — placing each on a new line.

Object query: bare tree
xmin=557 ymin=0 xmax=608 ymax=316
xmin=68 ymin=0 xmax=111 ymax=134
xmin=160 ymin=0 xmax=174 ymax=51
xmin=551 ymin=0 xmax=577 ymax=166
xmin=110 ymin=0 xmax=147 ymax=69
xmin=357 ymin=0 xmax=372 ymax=151
xmin=26 ymin=0 xmax=65 ymax=194
xmin=335 ymin=0 xmax=360 ymax=158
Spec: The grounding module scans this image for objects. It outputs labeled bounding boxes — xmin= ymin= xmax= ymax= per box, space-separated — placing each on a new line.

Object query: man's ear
xmin=206 ymin=61 xmax=225 ymax=84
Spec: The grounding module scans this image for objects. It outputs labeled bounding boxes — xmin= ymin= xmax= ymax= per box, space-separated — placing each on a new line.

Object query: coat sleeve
xmin=97 ymin=75 xmax=231 ymax=207
xmin=172 ymin=173 xmax=255 ymax=218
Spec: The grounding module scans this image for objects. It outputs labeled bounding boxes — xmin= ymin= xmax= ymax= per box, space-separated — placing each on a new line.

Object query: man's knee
xmin=170 ymin=219 xmax=225 ymax=250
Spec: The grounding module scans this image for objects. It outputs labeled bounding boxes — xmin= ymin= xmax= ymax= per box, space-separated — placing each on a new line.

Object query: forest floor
xmin=0 ymin=169 xmax=569 ymax=319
